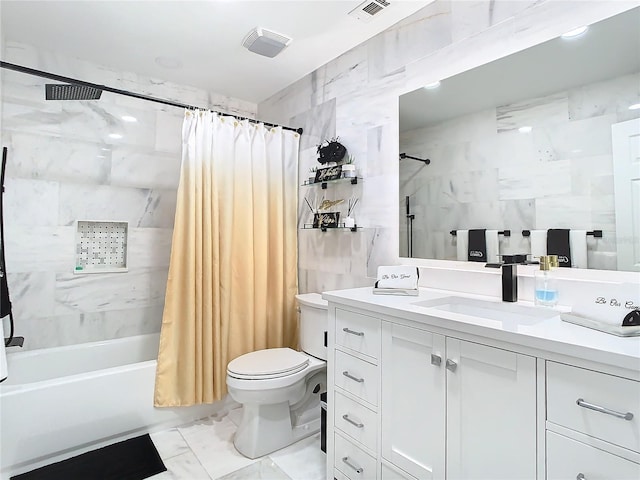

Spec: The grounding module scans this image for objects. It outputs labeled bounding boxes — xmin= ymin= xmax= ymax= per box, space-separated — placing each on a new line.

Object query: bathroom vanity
xmin=323 ymin=287 xmax=640 ymax=480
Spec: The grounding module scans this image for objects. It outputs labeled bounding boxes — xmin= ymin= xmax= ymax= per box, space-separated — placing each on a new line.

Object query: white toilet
xmin=226 ymin=293 xmax=327 ymax=459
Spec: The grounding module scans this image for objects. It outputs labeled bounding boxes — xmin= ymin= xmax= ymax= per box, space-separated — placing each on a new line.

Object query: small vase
xmin=342 ymin=164 xmax=356 ymax=178
xmin=308 ymin=176 xmax=315 ymax=184
xmin=344 ymin=216 xmax=356 ymax=228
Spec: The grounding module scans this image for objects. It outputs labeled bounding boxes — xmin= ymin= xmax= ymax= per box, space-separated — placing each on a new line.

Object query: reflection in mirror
xmin=399 ymin=7 xmax=640 ymax=271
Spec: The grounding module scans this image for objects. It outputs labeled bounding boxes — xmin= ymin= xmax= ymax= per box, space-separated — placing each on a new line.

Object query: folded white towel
xmin=485 ymin=230 xmax=500 ymax=264
xmin=455 ymin=230 xmax=469 ymax=261
xmin=570 ymin=230 xmax=588 ymax=269
xmin=456 ymin=230 xmax=500 ymax=263
xmin=530 ymin=230 xmax=547 ymax=260
xmin=376 ymin=265 xmax=419 ymax=290
xmin=529 ymin=230 xmax=588 ymax=268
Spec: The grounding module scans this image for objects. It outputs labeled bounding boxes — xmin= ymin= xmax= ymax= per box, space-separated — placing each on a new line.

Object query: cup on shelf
xmin=342 ymin=164 xmax=356 ymax=178
xmin=344 ymin=216 xmax=356 ymax=229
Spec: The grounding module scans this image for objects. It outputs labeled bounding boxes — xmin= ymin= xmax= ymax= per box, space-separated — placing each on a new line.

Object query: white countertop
xmin=322 ymin=287 xmax=640 ymax=376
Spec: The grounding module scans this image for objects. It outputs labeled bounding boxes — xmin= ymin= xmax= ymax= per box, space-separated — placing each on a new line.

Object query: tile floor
xmin=149 ymin=409 xmax=326 ymax=480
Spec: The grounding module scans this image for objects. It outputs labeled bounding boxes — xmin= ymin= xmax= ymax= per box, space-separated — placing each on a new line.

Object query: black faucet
xmin=485 ymin=254 xmax=527 ymax=302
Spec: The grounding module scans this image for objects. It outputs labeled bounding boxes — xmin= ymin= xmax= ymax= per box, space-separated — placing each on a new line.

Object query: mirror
xmin=399 ymin=7 xmax=640 ymax=271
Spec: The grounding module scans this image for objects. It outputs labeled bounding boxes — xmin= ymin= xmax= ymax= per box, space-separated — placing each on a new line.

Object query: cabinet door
xmin=446 ymin=338 xmax=536 ymax=480
xmin=381 ymin=322 xmax=445 ymax=480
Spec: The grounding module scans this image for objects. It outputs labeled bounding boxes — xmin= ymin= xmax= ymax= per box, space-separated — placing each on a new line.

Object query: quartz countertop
xmin=322 ymin=287 xmax=640 ymax=376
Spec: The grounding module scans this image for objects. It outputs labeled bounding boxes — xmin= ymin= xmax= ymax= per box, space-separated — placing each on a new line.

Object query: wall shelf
xmin=301 ymin=224 xmax=360 ymax=232
xmin=302 ymin=176 xmax=359 ymax=189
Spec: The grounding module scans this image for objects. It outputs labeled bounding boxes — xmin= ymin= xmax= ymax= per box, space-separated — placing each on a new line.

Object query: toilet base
xmin=233 ymin=400 xmax=321 ymax=459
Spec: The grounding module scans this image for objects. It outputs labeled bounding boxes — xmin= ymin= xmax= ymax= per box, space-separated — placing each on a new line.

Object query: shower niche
xmin=74 ymin=220 xmax=129 ymax=274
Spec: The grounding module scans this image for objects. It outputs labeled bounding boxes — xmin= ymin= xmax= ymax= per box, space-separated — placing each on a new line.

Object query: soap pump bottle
xmin=535 ymin=255 xmax=558 ymax=307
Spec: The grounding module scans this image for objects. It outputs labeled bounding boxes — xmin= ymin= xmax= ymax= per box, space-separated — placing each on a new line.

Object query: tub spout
xmin=5 ymin=336 xmax=24 ymax=347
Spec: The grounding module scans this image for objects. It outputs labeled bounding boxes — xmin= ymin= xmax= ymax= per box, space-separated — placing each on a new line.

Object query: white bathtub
xmin=0 ymin=333 xmax=220 ymax=478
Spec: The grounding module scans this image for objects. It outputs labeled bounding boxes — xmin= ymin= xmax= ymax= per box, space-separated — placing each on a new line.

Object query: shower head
xmin=45 ymin=83 xmax=103 ymax=100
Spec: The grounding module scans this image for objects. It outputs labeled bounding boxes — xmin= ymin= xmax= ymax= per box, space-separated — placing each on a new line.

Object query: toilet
xmin=226 ymin=293 xmax=328 ymax=459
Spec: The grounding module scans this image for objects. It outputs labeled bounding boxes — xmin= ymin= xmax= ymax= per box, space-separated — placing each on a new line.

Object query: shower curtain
xmin=154 ymin=110 xmax=299 ymax=406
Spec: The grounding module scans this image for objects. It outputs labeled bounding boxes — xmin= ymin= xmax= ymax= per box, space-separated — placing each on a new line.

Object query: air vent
xmin=348 ymin=0 xmax=391 ymax=22
xmin=242 ymin=27 xmax=292 ymax=58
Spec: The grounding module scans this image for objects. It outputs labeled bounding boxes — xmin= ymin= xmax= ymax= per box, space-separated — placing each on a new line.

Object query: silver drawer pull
xmin=576 ymin=398 xmax=634 ymax=421
xmin=343 ymin=327 xmax=364 ymax=336
xmin=343 ymin=371 xmax=365 ymax=383
xmin=576 ymin=474 xmax=586 ymax=480
xmin=342 ymin=456 xmax=363 ymax=474
xmin=431 ymin=354 xmax=442 ymax=366
xmin=342 ymin=414 xmax=364 ymax=428
xmin=446 ymin=359 xmax=457 ymax=372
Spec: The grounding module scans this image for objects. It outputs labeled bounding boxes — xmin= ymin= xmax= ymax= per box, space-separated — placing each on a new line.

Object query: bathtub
xmin=0 ymin=333 xmax=221 ymax=477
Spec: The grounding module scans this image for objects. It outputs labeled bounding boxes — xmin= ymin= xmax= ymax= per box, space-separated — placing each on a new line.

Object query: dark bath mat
xmin=11 ymin=433 xmax=166 ymax=480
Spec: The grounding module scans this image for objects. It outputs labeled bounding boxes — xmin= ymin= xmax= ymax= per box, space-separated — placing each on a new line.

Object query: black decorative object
xmin=317 ymin=138 xmax=347 ymax=164
xmin=315 ymin=165 xmax=343 ymax=183
xmin=313 ymin=212 xmax=340 ymax=229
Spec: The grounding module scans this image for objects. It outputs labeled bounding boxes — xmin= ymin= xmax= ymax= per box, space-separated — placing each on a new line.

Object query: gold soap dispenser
xmin=534 ymin=255 xmax=558 ymax=307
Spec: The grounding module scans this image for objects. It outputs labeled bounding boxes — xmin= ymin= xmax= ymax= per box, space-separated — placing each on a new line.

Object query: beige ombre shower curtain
xmin=154 ymin=110 xmax=299 ymax=406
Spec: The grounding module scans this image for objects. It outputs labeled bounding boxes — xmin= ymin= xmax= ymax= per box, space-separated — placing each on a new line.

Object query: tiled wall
xmin=399 ymin=72 xmax=640 ymax=270
xmin=1 ymin=42 xmax=257 ymax=350
xmin=258 ymin=0 xmax=636 ymax=294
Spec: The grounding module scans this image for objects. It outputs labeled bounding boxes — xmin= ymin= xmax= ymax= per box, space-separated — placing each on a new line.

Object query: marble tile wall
xmin=258 ymin=0 xmax=637 ymax=293
xmin=399 ymin=73 xmax=640 ymax=270
xmin=1 ymin=41 xmax=257 ymax=350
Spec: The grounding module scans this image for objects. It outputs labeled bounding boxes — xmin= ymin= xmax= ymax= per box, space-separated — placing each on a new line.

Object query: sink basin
xmin=413 ymin=296 xmax=558 ymax=325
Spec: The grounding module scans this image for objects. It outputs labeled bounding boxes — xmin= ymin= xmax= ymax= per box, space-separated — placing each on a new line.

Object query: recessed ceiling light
xmin=518 ymin=126 xmax=533 ymax=133
xmin=108 ymin=133 xmax=123 ymax=139
xmin=561 ymin=26 xmax=588 ymax=38
xmin=121 ymin=115 xmax=137 ymax=122
xmin=423 ymin=81 xmax=441 ymax=90
xmin=629 ymin=103 xmax=640 ymax=110
xmin=155 ymin=56 xmax=182 ymax=69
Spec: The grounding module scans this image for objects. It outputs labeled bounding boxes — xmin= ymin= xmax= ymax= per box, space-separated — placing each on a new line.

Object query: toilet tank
xmin=296 ymin=293 xmax=328 ymax=361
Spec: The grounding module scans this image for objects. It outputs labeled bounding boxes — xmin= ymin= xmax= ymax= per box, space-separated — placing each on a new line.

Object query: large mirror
xmin=399 ymin=7 xmax=639 ymax=271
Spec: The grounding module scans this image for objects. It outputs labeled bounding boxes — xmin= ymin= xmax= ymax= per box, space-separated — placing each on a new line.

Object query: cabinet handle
xmin=342 ymin=456 xmax=363 ymax=474
xmin=446 ymin=359 xmax=457 ymax=372
xmin=576 ymin=474 xmax=586 ymax=480
xmin=342 ymin=414 xmax=364 ymax=428
xmin=343 ymin=371 xmax=365 ymax=383
xmin=431 ymin=354 xmax=442 ymax=366
xmin=343 ymin=327 xmax=364 ymax=336
xmin=576 ymin=398 xmax=634 ymax=421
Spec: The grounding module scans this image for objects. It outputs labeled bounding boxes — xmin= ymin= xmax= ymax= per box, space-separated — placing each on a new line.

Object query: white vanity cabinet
xmin=325 ymin=288 xmax=640 ymax=480
xmin=545 ymin=362 xmax=640 ymax=480
xmin=380 ymin=322 xmax=536 ymax=480
xmin=331 ymin=307 xmax=381 ymax=480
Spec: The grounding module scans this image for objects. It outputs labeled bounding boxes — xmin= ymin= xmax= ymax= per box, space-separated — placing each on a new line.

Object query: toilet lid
xmin=227 ymin=348 xmax=309 ymax=378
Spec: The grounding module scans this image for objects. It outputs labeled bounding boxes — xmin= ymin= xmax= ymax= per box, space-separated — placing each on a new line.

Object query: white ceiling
xmin=0 ymin=0 xmax=432 ymax=104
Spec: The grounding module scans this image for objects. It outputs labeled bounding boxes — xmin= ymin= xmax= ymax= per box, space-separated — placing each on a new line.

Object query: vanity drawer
xmin=335 ymin=432 xmax=378 ymax=480
xmin=547 ymin=431 xmax=640 ymax=480
xmin=335 ymin=350 xmax=379 ymax=407
xmin=336 ymin=308 xmax=380 ymax=360
xmin=547 ymin=361 xmax=640 ymax=452
xmin=335 ymin=391 xmax=377 ymax=452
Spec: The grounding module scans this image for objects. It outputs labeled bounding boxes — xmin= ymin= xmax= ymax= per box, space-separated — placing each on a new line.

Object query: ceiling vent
xmin=242 ymin=27 xmax=292 ymax=58
xmin=348 ymin=0 xmax=391 ymax=22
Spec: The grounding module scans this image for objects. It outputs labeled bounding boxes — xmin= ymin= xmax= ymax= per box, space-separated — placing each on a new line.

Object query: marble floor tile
xmin=269 ymin=433 xmax=327 ymax=480
xmin=178 ymin=415 xmax=257 ymax=479
xmin=215 ymin=458 xmax=292 ymax=480
xmin=150 ymin=428 xmax=191 ymax=460
xmin=150 ymin=451 xmax=212 ymax=480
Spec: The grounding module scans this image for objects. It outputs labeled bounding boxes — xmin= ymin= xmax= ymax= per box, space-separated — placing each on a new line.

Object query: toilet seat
xmin=227 ymin=348 xmax=309 ymax=380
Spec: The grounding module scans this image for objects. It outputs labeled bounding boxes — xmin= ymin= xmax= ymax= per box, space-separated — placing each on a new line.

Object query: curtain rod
xmin=0 ymin=61 xmax=303 ymax=135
